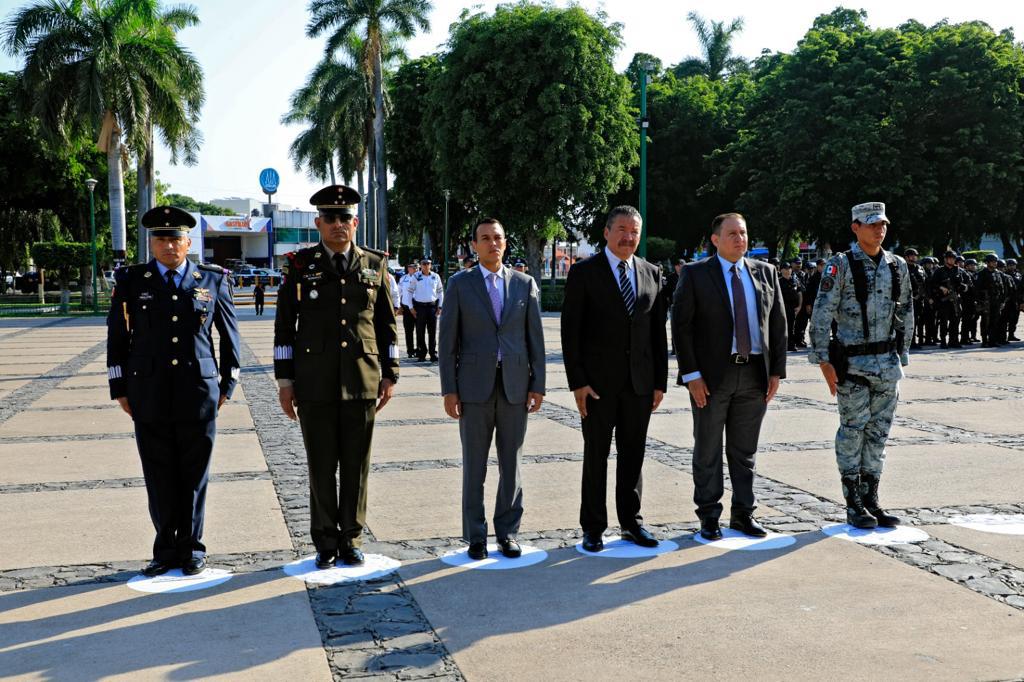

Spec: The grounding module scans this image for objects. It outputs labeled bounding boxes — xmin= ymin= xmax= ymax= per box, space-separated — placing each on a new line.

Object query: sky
xmin=2 ymin=0 xmax=1024 ymax=211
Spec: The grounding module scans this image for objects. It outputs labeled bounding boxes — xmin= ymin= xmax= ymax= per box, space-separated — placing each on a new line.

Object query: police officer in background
xmin=962 ymin=258 xmax=980 ymax=343
xmin=398 ymin=262 xmax=418 ymax=358
xmin=929 ymin=250 xmax=968 ymax=349
xmin=921 ymin=256 xmax=939 ymax=344
xmin=809 ymin=202 xmax=912 ymax=530
xmin=274 ymin=185 xmax=399 ymax=568
xmin=976 ymin=254 xmax=1005 ymax=347
xmin=1006 ymin=259 xmax=1022 ymax=341
xmin=903 ymin=248 xmax=925 ymax=349
xmin=779 ymin=261 xmax=803 ymax=352
xmin=107 ymin=206 xmax=241 ymax=577
xmin=408 ymin=257 xmax=443 ymax=362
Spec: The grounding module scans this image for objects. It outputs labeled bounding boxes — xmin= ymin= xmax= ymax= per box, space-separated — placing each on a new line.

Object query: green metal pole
xmin=638 ymin=65 xmax=649 ymax=259
xmin=89 ymin=186 xmax=98 ymax=313
xmin=443 ymin=190 xmax=451 ymax=283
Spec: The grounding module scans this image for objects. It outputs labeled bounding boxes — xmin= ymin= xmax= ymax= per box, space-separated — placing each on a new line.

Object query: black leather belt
xmin=845 ymin=340 xmax=896 ymax=357
xmin=730 ymin=353 xmax=762 ymax=364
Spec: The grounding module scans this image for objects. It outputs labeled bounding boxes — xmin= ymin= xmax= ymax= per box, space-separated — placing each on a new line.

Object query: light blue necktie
xmin=489 ymin=272 xmax=503 ymax=361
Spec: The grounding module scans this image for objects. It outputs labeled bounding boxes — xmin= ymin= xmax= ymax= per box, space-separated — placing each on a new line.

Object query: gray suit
xmin=439 ymin=265 xmax=546 ymax=543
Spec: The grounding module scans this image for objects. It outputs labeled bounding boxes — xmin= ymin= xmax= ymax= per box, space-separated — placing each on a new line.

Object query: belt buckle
xmin=733 ymin=354 xmax=748 ymax=364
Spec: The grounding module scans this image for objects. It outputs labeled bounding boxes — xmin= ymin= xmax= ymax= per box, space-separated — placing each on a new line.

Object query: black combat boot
xmin=860 ymin=471 xmax=900 ymax=527
xmin=841 ymin=475 xmax=877 ymax=529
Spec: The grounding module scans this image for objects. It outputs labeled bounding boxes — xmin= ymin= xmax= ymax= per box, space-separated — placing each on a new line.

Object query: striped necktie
xmin=617 ymin=260 xmax=635 ymax=316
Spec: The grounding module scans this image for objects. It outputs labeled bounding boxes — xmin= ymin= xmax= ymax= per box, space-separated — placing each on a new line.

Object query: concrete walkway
xmin=1 ymin=310 xmax=1023 ymax=680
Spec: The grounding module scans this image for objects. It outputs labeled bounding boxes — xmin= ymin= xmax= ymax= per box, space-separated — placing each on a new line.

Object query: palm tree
xmin=3 ymin=0 xmax=204 ymax=263
xmin=135 ymin=3 xmax=204 ymax=262
xmin=306 ymin=0 xmax=431 ymax=253
xmin=674 ymin=12 xmax=748 ymax=81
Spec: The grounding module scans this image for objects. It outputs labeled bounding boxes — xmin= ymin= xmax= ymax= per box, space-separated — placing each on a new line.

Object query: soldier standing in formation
xmin=928 ymin=250 xmax=969 ymax=349
xmin=407 ymin=258 xmax=444 ymax=362
xmin=1005 ymin=259 xmax=1022 ymax=341
xmin=809 ymin=202 xmax=912 ymax=530
xmin=274 ymin=184 xmax=399 ymax=569
xmin=976 ymin=254 xmax=1006 ymax=347
xmin=903 ymin=248 xmax=926 ymax=349
xmin=108 ymin=206 xmax=241 ymax=577
xmin=779 ymin=261 xmax=803 ymax=352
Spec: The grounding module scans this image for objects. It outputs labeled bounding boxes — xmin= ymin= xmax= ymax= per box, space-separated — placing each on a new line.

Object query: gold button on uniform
xmin=172 ymin=337 xmax=178 ymax=343
xmin=341 ymin=341 xmax=348 ymax=348
xmin=341 ymin=279 xmax=346 ymax=285
xmin=341 ymin=319 xmax=348 ymax=326
xmin=341 ymin=298 xmax=346 ymax=304
xmin=172 ymin=359 xmax=179 ymax=366
xmin=172 ymin=315 xmax=178 ymax=321
xmin=172 ymin=294 xmax=178 ymax=301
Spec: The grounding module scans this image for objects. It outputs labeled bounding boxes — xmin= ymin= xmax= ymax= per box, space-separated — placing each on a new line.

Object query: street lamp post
xmin=638 ymin=64 xmax=650 ymax=259
xmin=443 ymin=189 xmax=451 ymax=282
xmin=86 ymin=178 xmax=98 ymax=313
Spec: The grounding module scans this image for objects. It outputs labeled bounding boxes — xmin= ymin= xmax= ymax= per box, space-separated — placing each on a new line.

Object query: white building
xmin=209 ymin=197 xmax=262 ymax=216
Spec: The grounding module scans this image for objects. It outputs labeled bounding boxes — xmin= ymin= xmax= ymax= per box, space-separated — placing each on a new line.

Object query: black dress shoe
xmin=729 ymin=515 xmax=768 ymax=538
xmin=699 ymin=519 xmax=723 ymax=541
xmin=141 ymin=559 xmax=174 ymax=577
xmin=581 ymin=532 xmax=604 ymax=552
xmin=182 ymin=556 xmax=207 ymax=576
xmin=620 ymin=525 xmax=659 ymax=548
xmin=339 ymin=547 xmax=365 ymax=566
xmin=467 ymin=542 xmax=488 ymax=560
xmin=315 ymin=551 xmax=336 ymax=569
xmin=496 ymin=538 xmax=521 ymax=558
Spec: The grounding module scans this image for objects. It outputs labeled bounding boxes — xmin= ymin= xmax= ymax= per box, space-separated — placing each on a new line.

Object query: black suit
xmin=561 ymin=250 xmax=668 ymax=536
xmin=672 ymin=256 xmax=786 ymax=522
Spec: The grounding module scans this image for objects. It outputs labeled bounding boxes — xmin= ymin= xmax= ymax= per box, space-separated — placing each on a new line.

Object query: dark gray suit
xmin=672 ymin=255 xmax=787 ymax=522
xmin=438 ymin=265 xmax=546 ymax=543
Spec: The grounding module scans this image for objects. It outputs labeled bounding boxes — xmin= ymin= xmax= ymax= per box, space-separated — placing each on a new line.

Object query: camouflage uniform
xmin=808 ymin=242 xmax=913 ymax=477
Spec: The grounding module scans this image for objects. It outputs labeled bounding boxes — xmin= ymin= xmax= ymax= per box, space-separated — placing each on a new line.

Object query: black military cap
xmin=1007 ymin=258 xmax=1018 ymax=266
xmin=142 ymin=206 xmax=195 ymax=237
xmin=420 ymin=257 xmax=432 ymax=264
xmin=790 ymin=258 xmax=802 ymax=265
xmin=310 ymin=185 xmax=361 ymax=217
xmin=965 ymin=258 xmax=977 ymax=266
xmin=904 ymin=247 xmax=918 ymax=256
xmin=984 ymin=254 xmax=998 ymax=263
xmin=943 ymin=249 xmax=958 ymax=258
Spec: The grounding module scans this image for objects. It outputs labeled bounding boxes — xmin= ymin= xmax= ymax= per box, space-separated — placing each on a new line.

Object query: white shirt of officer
xmin=410 ymin=267 xmax=444 ymax=306
xmin=399 ymin=271 xmax=416 ymax=307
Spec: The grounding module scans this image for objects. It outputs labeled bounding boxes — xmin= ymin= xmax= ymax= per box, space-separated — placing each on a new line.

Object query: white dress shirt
xmin=681 ymin=255 xmax=763 ymax=384
xmin=480 ymin=263 xmax=505 ymax=305
xmin=604 ymin=246 xmax=637 ymax=297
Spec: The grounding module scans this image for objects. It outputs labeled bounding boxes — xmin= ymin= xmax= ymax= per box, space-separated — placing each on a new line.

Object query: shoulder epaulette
xmin=198 ymin=262 xmax=226 ymax=274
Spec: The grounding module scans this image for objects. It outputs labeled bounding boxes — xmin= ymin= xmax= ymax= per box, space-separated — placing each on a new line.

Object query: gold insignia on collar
xmin=193 ymin=271 xmax=201 ymax=279
xmin=144 ymin=271 xmax=152 ymax=278
xmin=315 ymin=251 xmax=322 ymax=258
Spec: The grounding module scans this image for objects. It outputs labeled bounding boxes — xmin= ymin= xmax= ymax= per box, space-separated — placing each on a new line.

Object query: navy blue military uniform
xmin=107 ymin=206 xmax=241 ymax=572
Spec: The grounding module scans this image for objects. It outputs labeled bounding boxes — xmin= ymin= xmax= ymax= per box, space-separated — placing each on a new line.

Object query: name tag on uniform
xmin=137 ymin=292 xmax=153 ymax=301
xmin=194 ymin=288 xmax=212 ymax=302
xmin=303 ymin=272 xmax=322 ymax=282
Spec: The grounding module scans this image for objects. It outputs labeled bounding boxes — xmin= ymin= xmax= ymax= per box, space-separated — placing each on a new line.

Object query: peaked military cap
xmin=310 ymin=184 xmax=360 ymax=216
xmin=142 ymin=206 xmax=195 ymax=237
xmin=944 ymin=249 xmax=958 ymax=258
xmin=1006 ymin=258 xmax=1017 ymax=265
xmin=851 ymin=201 xmax=888 ymax=224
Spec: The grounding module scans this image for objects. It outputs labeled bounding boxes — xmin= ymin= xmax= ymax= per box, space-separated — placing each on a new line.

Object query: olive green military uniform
xmin=273 ymin=242 xmax=399 ymax=553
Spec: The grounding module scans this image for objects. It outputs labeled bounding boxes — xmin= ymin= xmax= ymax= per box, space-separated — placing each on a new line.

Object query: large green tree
xmin=306 ymin=0 xmax=431 ymax=253
xmin=427 ymin=3 xmax=637 ymax=283
xmin=4 ymin=0 xmax=205 ymax=264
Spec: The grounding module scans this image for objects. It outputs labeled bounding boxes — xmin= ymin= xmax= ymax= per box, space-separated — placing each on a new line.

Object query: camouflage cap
xmin=851 ymin=202 xmax=888 ymax=225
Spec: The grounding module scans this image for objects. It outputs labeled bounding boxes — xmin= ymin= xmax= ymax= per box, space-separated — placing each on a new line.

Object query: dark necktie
xmin=617 ymin=261 xmax=635 ymax=316
xmin=731 ymin=264 xmax=752 ymax=356
xmin=334 ymin=252 xmax=347 ymax=272
xmin=165 ymin=269 xmax=178 ymax=290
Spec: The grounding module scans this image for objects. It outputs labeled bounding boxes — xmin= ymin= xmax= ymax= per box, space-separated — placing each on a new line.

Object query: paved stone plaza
xmin=1 ymin=310 xmax=1024 ymax=681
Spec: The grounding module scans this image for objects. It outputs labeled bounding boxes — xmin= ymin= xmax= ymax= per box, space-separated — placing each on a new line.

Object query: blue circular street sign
xmin=259 ymin=168 xmax=280 ymax=194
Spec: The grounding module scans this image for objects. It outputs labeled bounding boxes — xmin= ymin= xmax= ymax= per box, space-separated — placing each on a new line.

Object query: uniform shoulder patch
xmin=819 ymin=277 xmax=835 ymax=292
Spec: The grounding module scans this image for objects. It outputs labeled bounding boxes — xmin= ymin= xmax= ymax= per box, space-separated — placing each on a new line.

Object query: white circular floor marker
xmin=127 ymin=568 xmax=232 ymax=594
xmin=948 ymin=514 xmax=1024 ymax=535
xmin=574 ymin=535 xmax=678 ymax=558
xmin=693 ymin=528 xmax=796 ymax=551
xmin=821 ymin=523 xmax=929 ymax=546
xmin=283 ymin=554 xmax=401 ymax=585
xmin=440 ymin=544 xmax=548 ymax=570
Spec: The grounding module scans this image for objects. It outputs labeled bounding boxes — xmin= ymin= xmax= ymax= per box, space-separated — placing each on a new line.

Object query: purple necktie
xmin=489 ymin=273 xmax=503 ymax=361
xmin=731 ymin=264 xmax=752 ymax=356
